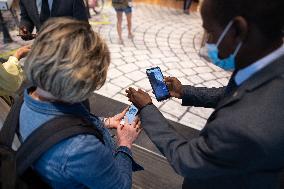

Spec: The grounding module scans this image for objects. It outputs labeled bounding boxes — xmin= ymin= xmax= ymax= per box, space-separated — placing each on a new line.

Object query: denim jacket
xmin=19 ymin=89 xmax=140 ymax=189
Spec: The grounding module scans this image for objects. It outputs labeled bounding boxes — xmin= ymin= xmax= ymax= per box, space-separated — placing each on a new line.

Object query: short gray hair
xmin=25 ymin=18 xmax=110 ymax=103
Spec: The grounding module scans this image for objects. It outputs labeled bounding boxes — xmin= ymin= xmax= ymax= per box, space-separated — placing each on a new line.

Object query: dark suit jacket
xmin=19 ymin=0 xmax=88 ymax=33
xmin=140 ymin=55 xmax=284 ymax=189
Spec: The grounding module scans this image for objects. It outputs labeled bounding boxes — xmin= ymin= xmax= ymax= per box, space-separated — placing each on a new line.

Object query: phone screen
xmin=146 ymin=67 xmax=170 ymax=101
xmin=121 ymin=104 xmax=139 ymax=125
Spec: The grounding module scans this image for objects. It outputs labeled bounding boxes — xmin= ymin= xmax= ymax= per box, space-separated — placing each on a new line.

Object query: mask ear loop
xmin=233 ymin=42 xmax=243 ymax=56
xmin=216 ymin=20 xmax=234 ymax=47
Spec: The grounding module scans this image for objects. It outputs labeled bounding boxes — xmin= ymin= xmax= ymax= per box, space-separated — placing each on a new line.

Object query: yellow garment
xmin=0 ymin=56 xmax=24 ymax=104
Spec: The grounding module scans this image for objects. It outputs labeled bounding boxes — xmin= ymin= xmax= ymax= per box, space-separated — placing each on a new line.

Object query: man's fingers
xmin=164 ymin=76 xmax=174 ymax=82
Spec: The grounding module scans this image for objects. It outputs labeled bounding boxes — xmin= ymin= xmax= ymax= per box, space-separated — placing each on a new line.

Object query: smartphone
xmin=120 ymin=104 xmax=139 ymax=125
xmin=146 ymin=67 xmax=170 ymax=101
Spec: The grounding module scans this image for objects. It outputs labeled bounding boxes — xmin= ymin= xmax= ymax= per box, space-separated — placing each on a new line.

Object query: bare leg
xmin=116 ymin=12 xmax=123 ymax=44
xmin=126 ymin=13 xmax=133 ymax=39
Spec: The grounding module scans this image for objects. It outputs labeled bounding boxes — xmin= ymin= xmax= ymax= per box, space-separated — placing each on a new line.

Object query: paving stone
xmin=203 ymin=80 xmax=224 ymax=88
xmin=133 ymin=50 xmax=151 ymax=55
xmin=149 ymin=58 xmax=163 ymax=65
xmin=178 ymin=77 xmax=194 ymax=86
xmin=111 ymin=52 xmax=123 ymax=59
xmin=125 ymin=70 xmax=147 ymax=82
xmin=179 ymin=61 xmax=196 ymax=68
xmin=111 ymin=75 xmax=134 ymax=88
xmin=179 ymin=112 xmax=207 ymax=131
xmin=193 ymin=66 xmax=213 ymax=74
xmin=135 ymin=78 xmax=152 ymax=91
xmin=198 ymin=73 xmax=217 ymax=81
xmin=188 ymin=75 xmax=204 ymax=84
xmin=108 ymin=68 xmax=123 ymax=79
xmin=160 ymin=100 xmax=187 ymax=118
xmin=112 ymin=58 xmax=126 ymax=66
xmin=217 ymin=78 xmax=229 ymax=86
xmin=96 ymin=83 xmax=122 ymax=98
xmin=113 ymin=93 xmax=130 ymax=105
xmin=160 ymin=111 xmax=179 ymax=122
xmin=161 ymin=57 xmax=180 ymax=63
xmin=166 ymin=69 xmax=185 ymax=77
xmin=189 ymin=107 xmax=214 ymax=119
xmin=136 ymin=60 xmax=153 ymax=68
xmin=123 ymin=57 xmax=137 ymax=63
xmin=117 ymin=63 xmax=139 ymax=73
xmin=135 ymin=54 xmax=150 ymax=61
xmin=121 ymin=51 xmax=133 ymax=57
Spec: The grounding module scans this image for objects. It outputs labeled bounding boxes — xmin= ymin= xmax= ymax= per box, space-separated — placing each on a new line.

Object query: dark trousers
xmin=183 ymin=0 xmax=193 ymax=10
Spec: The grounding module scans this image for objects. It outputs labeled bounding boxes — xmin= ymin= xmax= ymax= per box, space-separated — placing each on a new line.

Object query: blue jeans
xmin=184 ymin=0 xmax=193 ymax=10
xmin=115 ymin=6 xmax=132 ymax=14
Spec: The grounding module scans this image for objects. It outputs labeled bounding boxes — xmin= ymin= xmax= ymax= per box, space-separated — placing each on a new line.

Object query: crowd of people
xmin=0 ymin=0 xmax=284 ymax=188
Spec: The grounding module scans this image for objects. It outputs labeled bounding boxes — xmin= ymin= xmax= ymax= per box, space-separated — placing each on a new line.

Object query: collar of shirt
xmin=234 ymin=44 xmax=284 ymax=86
xmin=36 ymin=0 xmax=53 ymax=14
xmin=24 ymin=88 xmax=90 ymax=117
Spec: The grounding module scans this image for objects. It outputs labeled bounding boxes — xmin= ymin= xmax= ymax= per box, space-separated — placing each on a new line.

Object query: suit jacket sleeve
xmin=72 ymin=0 xmax=89 ymax=21
xmin=19 ymin=0 xmax=35 ymax=33
xmin=181 ymin=85 xmax=225 ymax=108
xmin=140 ymin=104 xmax=266 ymax=179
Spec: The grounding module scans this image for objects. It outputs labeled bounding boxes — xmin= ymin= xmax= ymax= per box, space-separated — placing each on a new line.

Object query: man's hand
xmin=13 ymin=45 xmax=32 ymax=60
xmin=19 ymin=26 xmax=36 ymax=41
xmin=126 ymin=87 xmax=152 ymax=109
xmin=164 ymin=77 xmax=183 ymax=99
xmin=116 ymin=117 xmax=142 ymax=149
xmin=104 ymin=107 xmax=129 ymax=129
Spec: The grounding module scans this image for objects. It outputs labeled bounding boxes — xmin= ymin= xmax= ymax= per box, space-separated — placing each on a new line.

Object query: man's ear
xmin=233 ymin=16 xmax=249 ymax=42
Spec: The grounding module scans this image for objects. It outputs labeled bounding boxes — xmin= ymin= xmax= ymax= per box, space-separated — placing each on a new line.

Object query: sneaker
xmin=128 ymin=33 xmax=134 ymax=39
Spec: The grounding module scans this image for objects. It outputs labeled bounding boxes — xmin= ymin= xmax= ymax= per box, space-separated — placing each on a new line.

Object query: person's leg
xmin=125 ymin=7 xmax=133 ymax=39
xmin=126 ymin=12 xmax=133 ymax=39
xmin=116 ymin=11 xmax=124 ymax=44
xmin=183 ymin=0 xmax=193 ymax=14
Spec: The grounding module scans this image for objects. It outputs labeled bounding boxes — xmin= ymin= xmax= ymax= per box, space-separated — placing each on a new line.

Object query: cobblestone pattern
xmin=94 ymin=3 xmax=231 ymax=130
xmin=0 ymin=3 xmax=231 ymax=130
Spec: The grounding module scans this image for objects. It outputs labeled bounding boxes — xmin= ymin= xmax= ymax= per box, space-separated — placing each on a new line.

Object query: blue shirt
xmin=19 ymin=89 xmax=135 ymax=189
xmin=36 ymin=0 xmax=53 ymax=14
xmin=235 ymin=44 xmax=284 ymax=86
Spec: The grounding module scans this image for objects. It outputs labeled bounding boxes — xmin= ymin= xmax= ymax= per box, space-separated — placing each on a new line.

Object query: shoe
xmin=118 ymin=38 xmax=124 ymax=45
xmin=183 ymin=10 xmax=190 ymax=15
xmin=128 ymin=33 xmax=134 ymax=39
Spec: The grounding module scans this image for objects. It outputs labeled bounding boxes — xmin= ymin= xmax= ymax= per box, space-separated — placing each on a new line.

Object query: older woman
xmin=127 ymin=0 xmax=284 ymax=188
xmin=20 ymin=18 xmax=141 ymax=189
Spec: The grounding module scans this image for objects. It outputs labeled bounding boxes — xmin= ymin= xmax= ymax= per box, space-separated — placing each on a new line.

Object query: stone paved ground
xmin=0 ymin=2 xmax=231 ymax=130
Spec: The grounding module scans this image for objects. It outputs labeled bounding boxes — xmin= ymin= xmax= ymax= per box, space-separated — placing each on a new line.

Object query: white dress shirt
xmin=36 ymin=0 xmax=53 ymax=14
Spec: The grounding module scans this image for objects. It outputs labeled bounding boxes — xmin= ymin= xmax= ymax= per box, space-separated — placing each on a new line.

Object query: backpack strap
xmin=16 ymin=116 xmax=104 ymax=175
xmin=0 ymin=95 xmax=24 ymax=146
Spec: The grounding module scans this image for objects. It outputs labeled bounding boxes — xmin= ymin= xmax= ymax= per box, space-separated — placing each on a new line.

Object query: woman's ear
xmin=233 ymin=16 xmax=249 ymax=42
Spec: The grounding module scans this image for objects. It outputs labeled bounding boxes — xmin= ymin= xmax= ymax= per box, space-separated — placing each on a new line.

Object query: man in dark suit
xmin=19 ymin=0 xmax=88 ymax=40
xmin=126 ymin=0 xmax=284 ymax=188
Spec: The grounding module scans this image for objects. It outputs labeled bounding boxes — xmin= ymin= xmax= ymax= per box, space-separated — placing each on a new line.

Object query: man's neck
xmin=237 ymin=38 xmax=283 ymax=70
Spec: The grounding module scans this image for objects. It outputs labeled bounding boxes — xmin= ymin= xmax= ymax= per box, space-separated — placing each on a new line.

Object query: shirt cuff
xmin=116 ymin=146 xmax=144 ymax=172
xmin=8 ymin=56 xmax=20 ymax=66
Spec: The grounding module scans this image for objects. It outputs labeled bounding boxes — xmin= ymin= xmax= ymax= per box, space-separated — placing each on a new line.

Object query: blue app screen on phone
xmin=147 ymin=67 xmax=170 ymax=101
xmin=121 ymin=105 xmax=138 ymax=125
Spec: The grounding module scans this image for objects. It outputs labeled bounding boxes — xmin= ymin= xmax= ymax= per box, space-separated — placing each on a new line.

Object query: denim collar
xmin=24 ymin=88 xmax=90 ymax=117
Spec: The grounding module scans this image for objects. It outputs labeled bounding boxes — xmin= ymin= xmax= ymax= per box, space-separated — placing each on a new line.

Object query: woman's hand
xmin=126 ymin=87 xmax=152 ymax=109
xmin=164 ymin=77 xmax=183 ymax=99
xmin=14 ymin=45 xmax=32 ymax=60
xmin=116 ymin=117 xmax=142 ymax=149
xmin=104 ymin=107 xmax=128 ymax=129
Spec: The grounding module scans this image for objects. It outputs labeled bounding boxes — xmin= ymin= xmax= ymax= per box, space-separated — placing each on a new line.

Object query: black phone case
xmin=146 ymin=67 xmax=170 ymax=102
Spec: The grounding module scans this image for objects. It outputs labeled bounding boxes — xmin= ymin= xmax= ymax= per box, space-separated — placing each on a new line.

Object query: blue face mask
xmin=206 ymin=21 xmax=243 ymax=71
